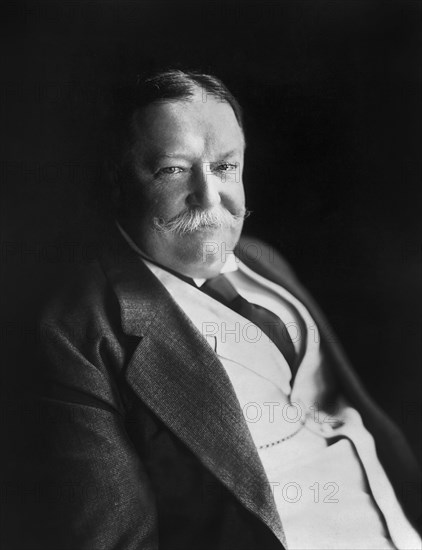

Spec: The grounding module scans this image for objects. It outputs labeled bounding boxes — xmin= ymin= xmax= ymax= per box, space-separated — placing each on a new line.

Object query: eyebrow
xmin=154 ymin=149 xmax=242 ymax=160
xmin=156 ymin=153 xmax=188 ymax=159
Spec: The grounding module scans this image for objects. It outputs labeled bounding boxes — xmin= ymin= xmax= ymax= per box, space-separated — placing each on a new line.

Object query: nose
xmin=186 ymin=165 xmax=221 ymax=209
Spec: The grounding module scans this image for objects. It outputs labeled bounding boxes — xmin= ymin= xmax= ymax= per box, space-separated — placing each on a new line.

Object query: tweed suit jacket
xmin=31 ymin=226 xmax=420 ymax=549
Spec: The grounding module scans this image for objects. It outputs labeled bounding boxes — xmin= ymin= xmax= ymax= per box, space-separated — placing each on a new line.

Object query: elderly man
xmin=36 ymin=69 xmax=420 ymax=549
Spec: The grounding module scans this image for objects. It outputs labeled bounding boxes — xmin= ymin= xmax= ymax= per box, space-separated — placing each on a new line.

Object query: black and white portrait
xmin=1 ymin=1 xmax=420 ymax=548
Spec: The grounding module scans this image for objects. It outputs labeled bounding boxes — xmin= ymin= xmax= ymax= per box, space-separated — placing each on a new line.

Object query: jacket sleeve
xmin=24 ymin=315 xmax=159 ymax=550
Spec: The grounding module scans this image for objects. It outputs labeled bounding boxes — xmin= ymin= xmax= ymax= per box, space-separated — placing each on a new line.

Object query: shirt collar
xmin=115 ymin=220 xmax=238 ymax=287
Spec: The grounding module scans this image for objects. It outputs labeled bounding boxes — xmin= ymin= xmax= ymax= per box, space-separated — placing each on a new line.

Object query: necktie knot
xmin=200 ymin=274 xmax=240 ymax=305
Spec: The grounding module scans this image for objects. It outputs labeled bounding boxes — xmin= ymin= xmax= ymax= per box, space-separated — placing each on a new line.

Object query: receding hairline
xmin=109 ymin=69 xmax=246 ymax=165
xmin=131 ymin=86 xmax=243 ymax=123
xmin=127 ymin=88 xmax=246 ymax=153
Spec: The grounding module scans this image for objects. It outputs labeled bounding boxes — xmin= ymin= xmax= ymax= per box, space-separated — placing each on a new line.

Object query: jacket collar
xmin=99 ymin=227 xmax=287 ymax=546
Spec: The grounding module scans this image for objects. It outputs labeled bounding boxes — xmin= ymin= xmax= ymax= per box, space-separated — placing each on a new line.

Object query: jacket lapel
xmin=99 ymin=229 xmax=286 ymax=546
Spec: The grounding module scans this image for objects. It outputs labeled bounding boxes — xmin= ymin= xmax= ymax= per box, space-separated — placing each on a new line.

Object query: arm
xmin=25 ymin=299 xmax=158 ymax=549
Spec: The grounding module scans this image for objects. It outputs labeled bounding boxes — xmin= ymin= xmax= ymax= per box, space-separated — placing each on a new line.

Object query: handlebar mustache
xmin=153 ymin=207 xmax=250 ymax=235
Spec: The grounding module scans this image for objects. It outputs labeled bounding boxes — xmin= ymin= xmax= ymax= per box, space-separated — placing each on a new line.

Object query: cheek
xmin=224 ymin=181 xmax=245 ymax=210
xmin=237 ymin=183 xmax=246 ymax=203
xmin=143 ymin=186 xmax=187 ymax=219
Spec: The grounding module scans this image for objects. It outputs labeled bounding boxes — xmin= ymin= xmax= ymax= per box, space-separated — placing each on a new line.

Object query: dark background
xmin=1 ymin=0 xmax=420 ymax=536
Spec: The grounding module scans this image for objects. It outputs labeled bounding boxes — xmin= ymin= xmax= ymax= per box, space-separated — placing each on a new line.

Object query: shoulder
xmin=40 ymin=260 xmax=110 ymax=328
xmin=38 ymin=258 xmax=124 ymax=362
xmin=35 ymin=255 xmax=133 ymax=413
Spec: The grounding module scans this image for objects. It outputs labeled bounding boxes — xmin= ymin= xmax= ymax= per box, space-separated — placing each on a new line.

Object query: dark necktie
xmin=200 ymin=274 xmax=297 ymax=371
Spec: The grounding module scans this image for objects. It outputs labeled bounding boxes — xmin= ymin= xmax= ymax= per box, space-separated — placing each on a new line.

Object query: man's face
xmin=121 ymin=89 xmax=246 ymax=278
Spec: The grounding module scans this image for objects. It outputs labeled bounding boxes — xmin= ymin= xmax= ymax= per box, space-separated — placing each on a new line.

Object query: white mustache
xmin=153 ymin=207 xmax=250 ymax=235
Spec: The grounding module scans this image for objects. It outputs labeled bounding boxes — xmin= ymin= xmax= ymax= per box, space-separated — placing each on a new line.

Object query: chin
xmin=183 ymin=255 xmax=225 ymax=279
xmin=179 ymin=227 xmax=239 ymax=259
xmin=161 ymin=232 xmax=229 ymax=277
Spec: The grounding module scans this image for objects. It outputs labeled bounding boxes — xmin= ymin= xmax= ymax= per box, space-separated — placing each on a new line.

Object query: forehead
xmin=130 ymin=94 xmax=245 ymax=159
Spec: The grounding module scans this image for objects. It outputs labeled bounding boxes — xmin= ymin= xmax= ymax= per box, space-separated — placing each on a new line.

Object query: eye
xmin=217 ymin=162 xmax=238 ymax=172
xmin=157 ymin=166 xmax=185 ymax=176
